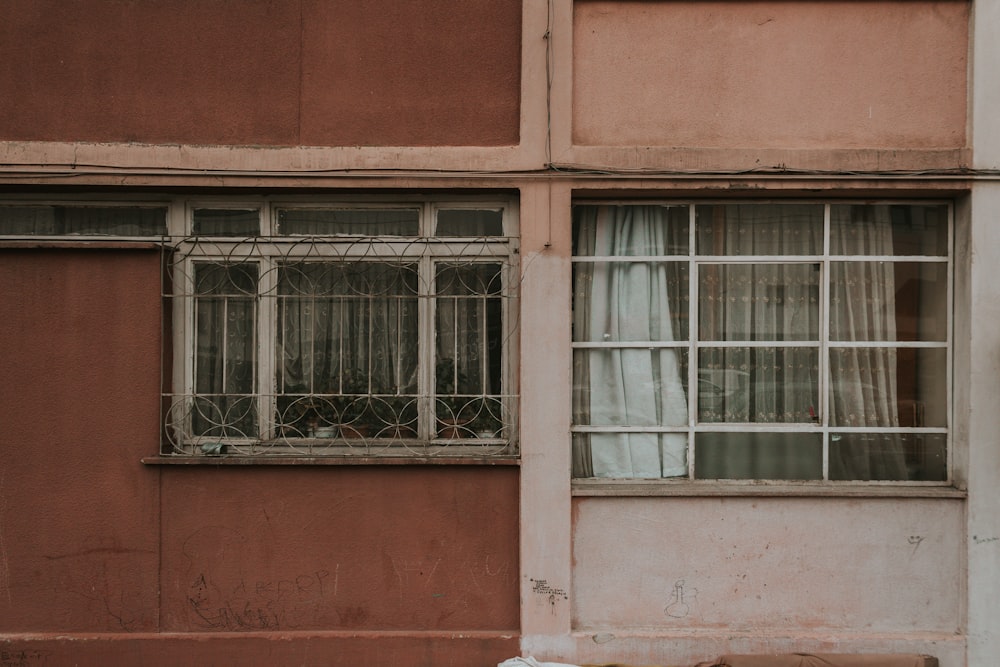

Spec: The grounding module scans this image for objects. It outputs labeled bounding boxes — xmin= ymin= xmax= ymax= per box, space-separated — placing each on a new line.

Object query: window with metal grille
xmin=164 ymin=199 xmax=518 ymax=458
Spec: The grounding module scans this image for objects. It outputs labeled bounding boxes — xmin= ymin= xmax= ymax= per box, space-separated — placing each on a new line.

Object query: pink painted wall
xmin=573 ymin=497 xmax=963 ymax=632
xmin=570 ymin=496 xmax=964 ymax=663
xmin=573 ymin=1 xmax=968 ymax=149
xmin=0 ymin=0 xmax=522 ymax=147
xmin=0 ymin=248 xmax=519 ymax=666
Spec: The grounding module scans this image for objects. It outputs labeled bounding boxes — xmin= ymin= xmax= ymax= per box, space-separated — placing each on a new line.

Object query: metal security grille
xmin=162 ymin=201 xmax=519 ymax=458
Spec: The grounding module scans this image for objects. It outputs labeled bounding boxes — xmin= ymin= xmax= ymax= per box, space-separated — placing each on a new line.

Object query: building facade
xmin=0 ymin=2 xmax=996 ymax=666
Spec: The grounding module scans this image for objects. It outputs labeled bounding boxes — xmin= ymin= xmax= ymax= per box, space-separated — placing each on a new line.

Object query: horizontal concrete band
xmin=0 ymin=632 xmax=519 ymax=667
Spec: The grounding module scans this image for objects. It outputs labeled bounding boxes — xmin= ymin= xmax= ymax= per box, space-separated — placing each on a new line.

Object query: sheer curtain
xmin=828 ymin=206 xmax=907 ymax=479
xmin=0 ymin=205 xmax=165 ymax=235
xmin=695 ymin=205 xmax=821 ymax=479
xmin=572 ymin=205 xmax=688 ymax=478
xmin=573 ymin=203 xmax=907 ymax=480
xmin=277 ymin=262 xmax=419 ymax=435
xmin=193 ymin=263 xmax=258 ymax=438
xmin=435 ymin=263 xmax=504 ymax=436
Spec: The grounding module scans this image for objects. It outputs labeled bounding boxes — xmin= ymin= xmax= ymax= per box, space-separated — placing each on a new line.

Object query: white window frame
xmin=166 ymin=196 xmax=520 ymax=458
xmin=570 ymin=199 xmax=952 ymax=485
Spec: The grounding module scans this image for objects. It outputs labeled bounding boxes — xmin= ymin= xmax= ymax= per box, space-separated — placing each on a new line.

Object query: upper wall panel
xmin=573 ymin=1 xmax=968 ymax=150
xmin=0 ymin=0 xmax=522 ymax=147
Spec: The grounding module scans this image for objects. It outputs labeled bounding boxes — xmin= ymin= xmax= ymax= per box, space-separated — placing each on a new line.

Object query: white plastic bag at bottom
xmin=498 ymin=657 xmax=581 ymax=667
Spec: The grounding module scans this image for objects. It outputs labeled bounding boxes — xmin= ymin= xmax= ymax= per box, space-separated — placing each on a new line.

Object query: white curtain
xmin=694 ymin=205 xmax=821 ymax=479
xmin=193 ymin=263 xmax=258 ymax=438
xmin=572 ymin=205 xmax=688 ymax=478
xmin=276 ymin=261 xmax=419 ymax=435
xmin=573 ymin=204 xmax=907 ymax=480
xmin=0 ymin=205 xmax=165 ymax=235
xmin=435 ymin=263 xmax=504 ymax=436
xmin=828 ymin=206 xmax=907 ymax=479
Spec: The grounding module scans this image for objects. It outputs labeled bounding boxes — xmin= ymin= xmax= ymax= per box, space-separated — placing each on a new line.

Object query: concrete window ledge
xmin=692 ymin=654 xmax=938 ymax=667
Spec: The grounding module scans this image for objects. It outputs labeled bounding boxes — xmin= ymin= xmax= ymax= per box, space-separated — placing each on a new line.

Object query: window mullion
xmin=688 ymin=204 xmax=697 ymax=480
xmin=178 ymin=256 xmax=195 ymax=449
xmin=258 ymin=257 xmax=276 ymax=443
xmin=821 ymin=203 xmax=831 ymax=480
xmin=419 ymin=254 xmax=434 ymax=441
xmin=503 ymin=254 xmax=516 ymax=443
xmin=946 ymin=203 xmax=954 ymax=483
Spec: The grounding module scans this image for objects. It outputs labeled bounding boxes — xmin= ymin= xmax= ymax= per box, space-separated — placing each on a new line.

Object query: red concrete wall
xmin=159 ymin=466 xmax=519 ymax=633
xmin=0 ymin=0 xmax=522 ymax=147
xmin=0 ymin=248 xmax=520 ymax=666
xmin=0 ymin=248 xmax=162 ymax=632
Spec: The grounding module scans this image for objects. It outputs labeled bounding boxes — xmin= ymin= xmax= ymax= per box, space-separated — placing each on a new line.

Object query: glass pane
xmin=277 ymin=208 xmax=419 ymax=236
xmin=698 ymin=347 xmax=818 ymax=423
xmin=436 ymin=262 xmax=503 ymax=296
xmin=436 ymin=209 xmax=503 ymax=236
xmin=573 ymin=204 xmax=689 ymax=256
xmin=695 ymin=432 xmax=822 ymax=479
xmin=194 ymin=262 xmax=259 ymax=295
xmin=193 ymin=263 xmax=258 ymax=438
xmin=830 ymin=433 xmax=947 ymax=481
xmin=573 ymin=261 xmax=689 ymax=341
xmin=829 ymin=347 xmax=946 ymax=428
xmin=830 ymin=204 xmax=948 ymax=256
xmin=435 ymin=263 xmax=503 ymax=393
xmin=193 ymin=208 xmax=260 ymax=236
xmin=572 ymin=432 xmax=688 ymax=479
xmin=0 ymin=205 xmax=166 ymax=235
xmin=695 ymin=204 xmax=822 ymax=256
xmin=573 ymin=348 xmax=689 ymax=426
xmin=277 ymin=262 xmax=419 ymax=398
xmin=699 ymin=263 xmax=819 ymax=341
xmin=831 ymin=261 xmax=947 ymax=342
xmin=435 ymin=264 xmax=504 ymax=440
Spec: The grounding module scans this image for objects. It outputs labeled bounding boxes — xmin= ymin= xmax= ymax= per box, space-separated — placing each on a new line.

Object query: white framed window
xmin=164 ymin=197 xmax=519 ymax=457
xmin=571 ymin=201 xmax=950 ymax=482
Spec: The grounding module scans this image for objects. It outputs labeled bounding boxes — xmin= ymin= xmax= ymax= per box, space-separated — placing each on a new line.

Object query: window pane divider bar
xmin=573 ymin=255 xmax=689 ymax=262
xmin=572 ymin=425 xmax=948 ymax=433
xmin=256 ymin=258 xmax=274 ymax=439
xmin=821 ymin=203 xmax=831 ymax=478
xmin=575 ymin=255 xmax=948 ymax=263
xmin=572 ymin=341 xmax=688 ymax=349
xmin=696 ymin=341 xmax=821 ymax=348
xmin=827 ymin=341 xmax=947 ymax=348
xmin=687 ymin=204 xmax=698 ymax=480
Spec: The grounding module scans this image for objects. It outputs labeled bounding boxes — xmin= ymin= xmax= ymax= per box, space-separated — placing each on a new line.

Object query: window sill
xmin=142 ymin=455 xmax=520 ymax=466
xmin=571 ymin=479 xmax=966 ymax=498
xmin=0 ymin=240 xmax=162 ymax=249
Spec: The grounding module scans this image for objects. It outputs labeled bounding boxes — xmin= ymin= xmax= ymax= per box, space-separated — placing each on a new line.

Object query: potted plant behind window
xmin=468 ymin=396 xmax=503 ymax=439
xmin=334 ymin=367 xmax=372 ymax=439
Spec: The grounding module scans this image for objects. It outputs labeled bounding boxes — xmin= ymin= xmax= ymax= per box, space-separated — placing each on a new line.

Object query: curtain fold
xmin=435 ymin=263 xmax=504 ymax=435
xmin=277 ymin=262 xmax=418 ymax=434
xmin=694 ymin=205 xmax=821 ymax=479
xmin=193 ymin=263 xmax=257 ymax=438
xmin=829 ymin=206 xmax=907 ymax=480
xmin=573 ymin=206 xmax=688 ymax=478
